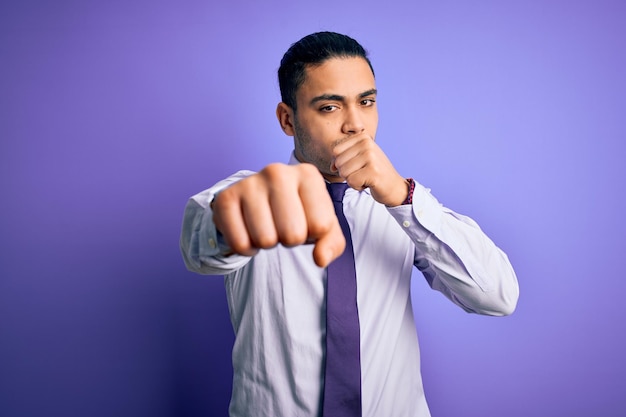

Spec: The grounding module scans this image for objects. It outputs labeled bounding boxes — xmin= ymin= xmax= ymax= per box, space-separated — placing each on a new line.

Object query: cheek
xmin=369 ymin=112 xmax=379 ymax=127
xmin=307 ymin=120 xmax=333 ymax=143
xmin=300 ymin=113 xmax=341 ymax=149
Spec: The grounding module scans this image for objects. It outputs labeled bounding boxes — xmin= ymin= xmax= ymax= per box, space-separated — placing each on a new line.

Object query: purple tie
xmin=322 ymin=182 xmax=362 ymax=417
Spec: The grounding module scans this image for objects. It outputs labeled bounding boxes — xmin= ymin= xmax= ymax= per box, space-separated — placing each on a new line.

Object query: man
xmin=180 ymin=31 xmax=519 ymax=417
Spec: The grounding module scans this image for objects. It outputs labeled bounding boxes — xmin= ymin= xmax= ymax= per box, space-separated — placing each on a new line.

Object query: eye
xmin=361 ymin=98 xmax=376 ymax=106
xmin=320 ymin=105 xmax=338 ymax=112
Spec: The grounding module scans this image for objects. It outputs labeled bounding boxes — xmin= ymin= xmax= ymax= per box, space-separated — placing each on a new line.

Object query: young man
xmin=180 ymin=32 xmax=519 ymax=417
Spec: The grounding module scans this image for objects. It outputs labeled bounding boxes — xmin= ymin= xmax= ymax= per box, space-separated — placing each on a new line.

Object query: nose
xmin=341 ymin=106 xmax=365 ymax=135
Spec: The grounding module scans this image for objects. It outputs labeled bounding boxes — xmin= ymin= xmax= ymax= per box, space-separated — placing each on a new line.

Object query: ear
xmin=276 ymin=102 xmax=295 ymax=136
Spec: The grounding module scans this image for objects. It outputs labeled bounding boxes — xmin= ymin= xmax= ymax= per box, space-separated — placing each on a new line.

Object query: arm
xmin=332 ymin=134 xmax=519 ymax=316
xmin=180 ymin=164 xmax=346 ymax=275
xmin=387 ymin=181 xmax=519 ymax=316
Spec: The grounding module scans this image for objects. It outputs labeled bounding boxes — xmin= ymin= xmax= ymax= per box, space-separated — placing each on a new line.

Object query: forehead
xmin=297 ymin=57 xmax=376 ymax=101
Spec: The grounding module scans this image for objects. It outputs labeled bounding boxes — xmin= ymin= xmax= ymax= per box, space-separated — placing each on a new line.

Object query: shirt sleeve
xmin=179 ymin=170 xmax=256 ymax=275
xmin=387 ymin=180 xmax=519 ymax=316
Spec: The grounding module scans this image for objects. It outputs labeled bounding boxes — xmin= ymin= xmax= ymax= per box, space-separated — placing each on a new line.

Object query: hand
xmin=331 ymin=134 xmax=409 ymax=206
xmin=212 ymin=163 xmax=346 ymax=267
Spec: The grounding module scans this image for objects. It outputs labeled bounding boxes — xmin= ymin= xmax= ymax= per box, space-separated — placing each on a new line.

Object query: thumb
xmin=312 ymin=223 xmax=346 ymax=268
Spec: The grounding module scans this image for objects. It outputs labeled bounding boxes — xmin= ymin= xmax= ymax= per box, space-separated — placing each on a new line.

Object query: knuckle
xmin=279 ymin=227 xmax=307 ymax=247
xmin=299 ymin=163 xmax=321 ymax=178
xmin=261 ymin=163 xmax=288 ymax=181
xmin=344 ymin=174 xmax=364 ymax=191
xmin=308 ymin=216 xmax=333 ymax=237
xmin=228 ymin=236 xmax=251 ymax=254
xmin=213 ymin=187 xmax=236 ymax=211
xmin=252 ymin=233 xmax=277 ymax=249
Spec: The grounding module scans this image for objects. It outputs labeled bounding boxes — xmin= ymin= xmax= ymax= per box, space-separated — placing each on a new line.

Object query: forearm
xmin=387 ymin=181 xmax=519 ymax=316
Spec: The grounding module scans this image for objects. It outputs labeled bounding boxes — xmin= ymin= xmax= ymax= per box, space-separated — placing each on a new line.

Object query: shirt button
xmin=402 ymin=220 xmax=410 ymax=228
xmin=208 ymin=238 xmax=217 ymax=249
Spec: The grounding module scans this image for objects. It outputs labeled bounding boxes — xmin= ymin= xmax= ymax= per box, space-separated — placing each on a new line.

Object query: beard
xmin=293 ymin=117 xmax=342 ymax=180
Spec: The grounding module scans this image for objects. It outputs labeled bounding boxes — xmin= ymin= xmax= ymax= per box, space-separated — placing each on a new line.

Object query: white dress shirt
xmin=180 ymin=153 xmax=519 ymax=417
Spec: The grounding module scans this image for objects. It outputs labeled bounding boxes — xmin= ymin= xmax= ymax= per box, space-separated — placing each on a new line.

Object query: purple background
xmin=1 ymin=1 xmax=625 ymax=416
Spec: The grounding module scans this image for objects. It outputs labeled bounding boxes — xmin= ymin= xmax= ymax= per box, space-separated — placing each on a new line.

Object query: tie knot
xmin=326 ymin=182 xmax=349 ymax=202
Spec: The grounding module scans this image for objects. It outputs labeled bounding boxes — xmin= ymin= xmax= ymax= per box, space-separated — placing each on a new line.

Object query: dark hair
xmin=278 ymin=31 xmax=375 ymax=111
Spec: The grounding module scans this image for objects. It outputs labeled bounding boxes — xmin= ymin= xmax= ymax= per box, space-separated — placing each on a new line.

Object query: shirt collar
xmin=288 ymin=151 xmax=300 ymax=166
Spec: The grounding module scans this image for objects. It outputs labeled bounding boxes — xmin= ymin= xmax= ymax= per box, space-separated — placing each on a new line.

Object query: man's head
xmin=276 ymin=32 xmax=379 ymax=182
xmin=278 ymin=32 xmax=375 ymax=112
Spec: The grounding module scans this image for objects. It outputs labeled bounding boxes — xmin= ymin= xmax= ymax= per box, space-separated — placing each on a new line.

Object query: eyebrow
xmin=309 ymin=89 xmax=378 ymax=106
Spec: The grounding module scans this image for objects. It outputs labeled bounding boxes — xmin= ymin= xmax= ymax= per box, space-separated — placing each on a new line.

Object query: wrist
xmin=380 ymin=176 xmax=412 ymax=207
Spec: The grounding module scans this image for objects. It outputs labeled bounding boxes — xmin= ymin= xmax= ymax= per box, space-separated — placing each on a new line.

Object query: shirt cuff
xmin=401 ymin=178 xmax=416 ymax=205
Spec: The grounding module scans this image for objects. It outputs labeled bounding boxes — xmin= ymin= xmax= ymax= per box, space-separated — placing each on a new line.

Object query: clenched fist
xmin=212 ymin=163 xmax=346 ymax=267
xmin=331 ymin=133 xmax=409 ymax=207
